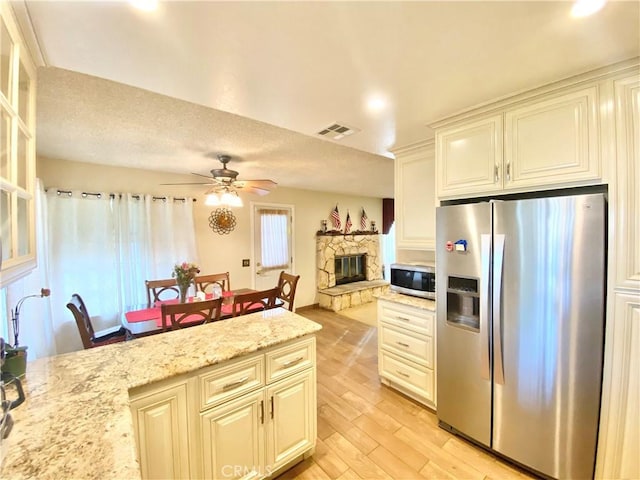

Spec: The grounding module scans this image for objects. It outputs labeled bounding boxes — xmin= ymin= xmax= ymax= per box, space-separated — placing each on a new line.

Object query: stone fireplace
xmin=316 ymin=233 xmax=389 ymax=312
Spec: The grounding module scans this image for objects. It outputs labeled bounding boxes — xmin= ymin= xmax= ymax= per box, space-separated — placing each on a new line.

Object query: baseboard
xmin=294 ymin=303 xmax=320 ymax=312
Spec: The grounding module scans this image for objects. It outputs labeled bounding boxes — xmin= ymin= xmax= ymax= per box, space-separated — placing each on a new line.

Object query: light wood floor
xmin=277 ymin=308 xmax=537 ymax=480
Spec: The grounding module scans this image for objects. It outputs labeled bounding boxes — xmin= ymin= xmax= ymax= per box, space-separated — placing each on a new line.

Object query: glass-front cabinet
xmin=0 ymin=3 xmax=36 ymax=287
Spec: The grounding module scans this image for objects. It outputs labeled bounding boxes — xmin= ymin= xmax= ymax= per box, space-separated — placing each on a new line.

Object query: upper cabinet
xmin=504 ymin=86 xmax=600 ymax=189
xmin=432 ymin=68 xmax=617 ymax=200
xmin=393 ymin=140 xmax=436 ymax=250
xmin=436 ymin=114 xmax=503 ymax=197
xmin=613 ymin=73 xmax=640 ymax=290
xmin=0 ymin=3 xmax=37 ymax=287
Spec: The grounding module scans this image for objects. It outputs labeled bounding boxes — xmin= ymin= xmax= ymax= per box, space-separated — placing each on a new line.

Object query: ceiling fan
xmin=162 ymin=154 xmax=278 ymax=197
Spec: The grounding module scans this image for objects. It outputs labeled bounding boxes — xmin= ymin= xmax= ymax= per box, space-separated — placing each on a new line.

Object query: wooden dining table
xmin=122 ymin=288 xmax=269 ymax=337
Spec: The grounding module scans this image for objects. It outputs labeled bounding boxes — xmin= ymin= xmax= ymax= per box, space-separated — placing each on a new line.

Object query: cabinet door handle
xmin=281 ymin=356 xmax=304 ymax=369
xmin=506 ymin=162 xmax=511 ymax=181
xmin=259 ymin=400 xmax=264 ymax=424
xmin=222 ymin=376 xmax=249 ymax=391
xmin=494 ymin=164 xmax=500 ymax=182
xmin=396 ymin=370 xmax=410 ymax=378
xmin=396 ymin=341 xmax=410 ymax=348
xmin=270 ymin=396 xmax=274 ymax=419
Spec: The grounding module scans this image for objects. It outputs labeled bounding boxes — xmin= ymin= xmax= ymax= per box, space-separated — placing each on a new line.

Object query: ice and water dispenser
xmin=446 ymin=276 xmax=480 ymax=330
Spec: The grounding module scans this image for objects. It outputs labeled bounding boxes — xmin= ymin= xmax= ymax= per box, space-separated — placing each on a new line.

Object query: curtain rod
xmin=48 ymin=189 xmax=197 ymax=202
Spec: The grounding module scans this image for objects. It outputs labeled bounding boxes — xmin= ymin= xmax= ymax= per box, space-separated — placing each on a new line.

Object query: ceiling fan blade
xmin=234 ymin=179 xmax=278 ymax=190
xmin=241 ymin=185 xmax=273 ymax=196
xmin=191 ymin=172 xmax=215 ymax=179
xmin=159 ymin=182 xmax=214 ymax=186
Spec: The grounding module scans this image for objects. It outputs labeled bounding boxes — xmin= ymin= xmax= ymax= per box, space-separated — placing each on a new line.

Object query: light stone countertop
xmin=0 ymin=308 xmax=322 ymax=480
xmin=376 ymin=291 xmax=436 ymax=311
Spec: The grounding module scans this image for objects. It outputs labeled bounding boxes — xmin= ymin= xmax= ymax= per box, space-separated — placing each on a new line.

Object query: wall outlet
xmin=242 ymin=259 xmax=250 ymax=267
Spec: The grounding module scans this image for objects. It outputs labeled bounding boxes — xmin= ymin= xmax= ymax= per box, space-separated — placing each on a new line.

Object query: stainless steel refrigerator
xmin=435 ymin=192 xmax=606 ymax=480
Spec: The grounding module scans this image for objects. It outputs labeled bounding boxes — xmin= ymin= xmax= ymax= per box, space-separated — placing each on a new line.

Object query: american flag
xmin=331 ymin=205 xmax=341 ymax=230
xmin=344 ymin=211 xmax=352 ymax=234
xmin=360 ymin=208 xmax=368 ymax=231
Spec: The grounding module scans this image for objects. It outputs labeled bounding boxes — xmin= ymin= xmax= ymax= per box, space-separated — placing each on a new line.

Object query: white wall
xmin=36 ymin=156 xmax=385 ymax=309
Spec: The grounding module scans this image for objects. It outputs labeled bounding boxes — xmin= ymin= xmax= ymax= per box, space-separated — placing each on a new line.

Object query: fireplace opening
xmin=335 ymin=254 xmax=367 ymax=285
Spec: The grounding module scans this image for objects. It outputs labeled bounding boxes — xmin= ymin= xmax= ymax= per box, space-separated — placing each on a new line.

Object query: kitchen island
xmin=0 ymin=308 xmax=322 ymax=479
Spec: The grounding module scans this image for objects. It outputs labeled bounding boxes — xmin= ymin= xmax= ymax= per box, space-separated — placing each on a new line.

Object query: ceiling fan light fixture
xmin=205 ymin=190 xmax=243 ymax=208
xmin=571 ymin=0 xmax=606 ymax=17
xmin=221 ymin=191 xmax=243 ymax=207
xmin=205 ymin=192 xmax=222 ymax=207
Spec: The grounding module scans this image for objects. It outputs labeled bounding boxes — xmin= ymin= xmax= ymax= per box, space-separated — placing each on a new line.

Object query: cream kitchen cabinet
xmin=265 ymin=369 xmax=316 ymax=472
xmin=434 ymin=81 xmax=602 ymax=200
xmin=377 ymin=298 xmax=436 ymax=408
xmin=0 ymin=2 xmax=37 ymax=287
xmin=200 ymin=363 xmax=316 ymax=479
xmin=200 ymin=339 xmax=316 ymax=479
xmin=596 ymin=69 xmax=640 ymax=480
xmin=435 ymin=114 xmax=503 ymax=198
xmin=129 ymin=378 xmax=193 ymax=480
xmin=130 ymin=335 xmax=316 ymax=480
xmin=612 ymin=73 xmax=640 ymax=290
xmin=200 ymin=389 xmax=265 ymax=480
xmin=393 ymin=140 xmax=436 ymax=250
xmin=597 ymin=292 xmax=640 ymax=480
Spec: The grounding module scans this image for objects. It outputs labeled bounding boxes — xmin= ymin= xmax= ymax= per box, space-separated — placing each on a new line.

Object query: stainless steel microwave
xmin=389 ymin=263 xmax=436 ymax=299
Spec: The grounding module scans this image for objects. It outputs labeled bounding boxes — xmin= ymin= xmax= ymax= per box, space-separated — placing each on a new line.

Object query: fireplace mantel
xmin=316 ymin=230 xmax=379 ymax=236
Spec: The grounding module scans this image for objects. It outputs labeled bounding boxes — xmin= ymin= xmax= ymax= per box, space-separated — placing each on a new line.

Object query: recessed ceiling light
xmin=130 ymin=0 xmax=158 ymax=12
xmin=571 ymin=0 xmax=606 ymax=17
xmin=367 ymin=95 xmax=388 ymax=113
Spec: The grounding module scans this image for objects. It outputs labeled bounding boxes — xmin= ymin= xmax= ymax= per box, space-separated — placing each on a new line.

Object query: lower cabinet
xmin=130 ymin=379 xmax=192 ymax=479
xmin=200 ymin=390 xmax=265 ymax=480
xmin=130 ymin=336 xmax=317 ymax=480
xmin=200 ymin=369 xmax=316 ymax=480
xmin=596 ymin=292 xmax=640 ymax=480
xmin=377 ymin=299 xmax=436 ymax=408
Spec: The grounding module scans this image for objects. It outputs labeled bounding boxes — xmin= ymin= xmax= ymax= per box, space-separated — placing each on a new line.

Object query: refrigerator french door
xmin=436 ymin=193 xmax=606 ymax=480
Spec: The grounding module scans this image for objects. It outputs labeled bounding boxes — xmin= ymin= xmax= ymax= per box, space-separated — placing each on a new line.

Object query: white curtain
xmin=46 ymin=190 xmax=119 ymax=353
xmin=260 ymin=209 xmax=289 ymax=270
xmin=116 ymin=194 xmax=198 ymax=309
xmin=43 ymin=191 xmax=198 ymax=355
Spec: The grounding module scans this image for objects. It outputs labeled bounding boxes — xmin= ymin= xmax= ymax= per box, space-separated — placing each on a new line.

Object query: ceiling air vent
xmin=317 ymin=122 xmax=360 ymax=140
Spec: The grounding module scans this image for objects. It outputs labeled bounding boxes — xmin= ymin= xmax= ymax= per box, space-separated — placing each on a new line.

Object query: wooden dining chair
xmin=276 ymin=271 xmax=300 ymax=311
xmin=66 ymin=293 xmax=131 ymax=349
xmin=231 ymin=287 xmax=280 ymax=317
xmin=145 ymin=278 xmax=179 ymax=306
xmin=160 ymin=298 xmax=223 ymax=331
xmin=195 ymin=272 xmax=230 ymax=294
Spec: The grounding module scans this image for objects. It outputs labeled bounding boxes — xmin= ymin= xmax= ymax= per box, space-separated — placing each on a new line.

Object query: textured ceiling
xmin=23 ymin=1 xmax=640 ymax=199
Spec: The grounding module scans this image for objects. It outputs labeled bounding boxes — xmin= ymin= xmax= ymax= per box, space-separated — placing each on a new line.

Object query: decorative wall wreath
xmin=208 ymin=208 xmax=237 ymax=234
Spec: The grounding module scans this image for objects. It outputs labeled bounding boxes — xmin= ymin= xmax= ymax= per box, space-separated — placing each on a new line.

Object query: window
xmin=259 ymin=208 xmax=290 ymax=270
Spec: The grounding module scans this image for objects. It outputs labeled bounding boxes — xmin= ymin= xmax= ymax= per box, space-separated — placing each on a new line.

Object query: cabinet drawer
xmin=380 ymin=350 xmax=433 ymax=402
xmin=266 ymin=337 xmax=315 ymax=384
xmin=199 ymin=354 xmax=264 ymax=410
xmin=379 ymin=323 xmax=433 ymax=368
xmin=379 ymin=302 xmax=434 ymax=336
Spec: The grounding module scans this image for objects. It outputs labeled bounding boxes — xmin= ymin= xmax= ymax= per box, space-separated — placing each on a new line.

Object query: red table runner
xmin=124 ymin=291 xmax=254 ymax=328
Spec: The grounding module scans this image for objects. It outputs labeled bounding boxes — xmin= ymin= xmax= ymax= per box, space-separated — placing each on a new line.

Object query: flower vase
xmin=179 ymin=283 xmax=190 ymax=303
